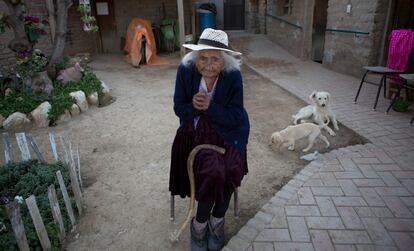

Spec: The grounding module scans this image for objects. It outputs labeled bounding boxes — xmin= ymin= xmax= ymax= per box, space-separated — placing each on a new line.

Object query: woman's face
xmin=196 ymin=50 xmax=224 ymax=79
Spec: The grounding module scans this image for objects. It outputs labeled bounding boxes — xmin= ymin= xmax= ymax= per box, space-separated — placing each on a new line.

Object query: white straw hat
xmin=182 ymin=28 xmax=242 ymax=56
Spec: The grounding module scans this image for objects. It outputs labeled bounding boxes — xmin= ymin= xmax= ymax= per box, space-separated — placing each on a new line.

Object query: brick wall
xmin=65 ymin=2 xmax=97 ymax=56
xmin=245 ymin=0 xmax=266 ymax=34
xmin=0 ymin=0 xmax=96 ymax=73
xmin=323 ymin=0 xmax=388 ymax=77
xmin=0 ymin=0 xmax=53 ymax=73
xmin=114 ymin=0 xmax=192 ymax=38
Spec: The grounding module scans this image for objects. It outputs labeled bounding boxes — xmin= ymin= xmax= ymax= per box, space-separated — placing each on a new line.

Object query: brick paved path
xmin=224 ymin=33 xmax=414 ymax=251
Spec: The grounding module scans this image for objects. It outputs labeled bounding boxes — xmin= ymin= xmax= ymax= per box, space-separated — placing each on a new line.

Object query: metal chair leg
xmin=383 ymin=75 xmax=387 ymax=98
xmin=233 ymin=188 xmax=239 ymax=218
xmin=354 ymin=70 xmax=369 ymax=104
xmin=373 ymin=75 xmax=384 ymax=110
xmin=386 ymin=85 xmax=402 ymax=114
xmin=170 ymin=195 xmax=175 ymax=221
xmin=411 ymin=116 xmax=414 ymax=125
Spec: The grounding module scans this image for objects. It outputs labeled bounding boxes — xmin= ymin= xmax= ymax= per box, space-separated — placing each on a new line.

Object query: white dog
xmin=271 ymin=122 xmax=330 ymax=152
xmin=292 ymin=91 xmax=339 ymax=136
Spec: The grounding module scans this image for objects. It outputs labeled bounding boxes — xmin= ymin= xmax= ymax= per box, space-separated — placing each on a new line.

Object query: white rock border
xmin=1 ymin=81 xmax=113 ymax=130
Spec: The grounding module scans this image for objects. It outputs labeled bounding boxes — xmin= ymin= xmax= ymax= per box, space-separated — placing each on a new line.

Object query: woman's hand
xmin=192 ymin=91 xmax=210 ymax=111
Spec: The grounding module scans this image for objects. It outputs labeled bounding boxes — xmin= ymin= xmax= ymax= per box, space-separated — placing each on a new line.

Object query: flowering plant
xmin=16 ymin=49 xmax=49 ymax=78
xmin=24 ymin=15 xmax=49 ymax=43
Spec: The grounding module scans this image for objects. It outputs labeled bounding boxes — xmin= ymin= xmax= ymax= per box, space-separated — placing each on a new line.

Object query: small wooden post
xmin=56 ymin=170 xmax=76 ymax=226
xmin=49 ymin=133 xmax=59 ymax=162
xmin=59 ymin=133 xmax=70 ymax=165
xmin=68 ymin=159 xmax=83 ymax=215
xmin=16 ymin=133 xmax=31 ymax=161
xmin=5 ymin=201 xmax=30 ymax=251
xmin=25 ymin=195 xmax=52 ymax=251
xmin=48 ymin=185 xmax=66 ymax=240
xmin=2 ymin=132 xmax=13 ymax=163
xmin=76 ymin=144 xmax=83 ymax=189
xmin=177 ymin=0 xmax=186 ymax=57
xmin=26 ymin=133 xmax=46 ymax=163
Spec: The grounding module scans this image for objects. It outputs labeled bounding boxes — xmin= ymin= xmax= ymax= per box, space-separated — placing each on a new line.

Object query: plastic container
xmin=198 ymin=9 xmax=216 ymax=33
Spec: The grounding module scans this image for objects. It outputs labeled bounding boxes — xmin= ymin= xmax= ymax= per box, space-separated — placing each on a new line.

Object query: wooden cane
xmin=170 ymin=144 xmax=226 ymax=242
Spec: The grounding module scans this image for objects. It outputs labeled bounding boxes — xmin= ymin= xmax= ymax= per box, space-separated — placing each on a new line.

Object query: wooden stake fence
xmin=1 ymin=132 xmax=84 ymax=251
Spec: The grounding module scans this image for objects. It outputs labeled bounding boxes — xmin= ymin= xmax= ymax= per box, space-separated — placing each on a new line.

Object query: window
xmin=276 ymin=0 xmax=293 ymax=16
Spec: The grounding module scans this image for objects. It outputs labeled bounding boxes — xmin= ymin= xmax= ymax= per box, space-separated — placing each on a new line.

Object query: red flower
xmin=24 ymin=16 xmax=40 ymax=23
xmin=41 ymin=19 xmax=49 ymax=25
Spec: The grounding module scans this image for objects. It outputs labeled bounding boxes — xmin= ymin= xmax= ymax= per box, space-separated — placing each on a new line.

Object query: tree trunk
xmin=48 ymin=0 xmax=72 ymax=71
xmin=4 ymin=0 xmax=31 ymax=53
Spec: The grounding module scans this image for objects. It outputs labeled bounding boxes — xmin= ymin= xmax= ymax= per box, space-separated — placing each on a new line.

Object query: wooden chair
xmin=170 ymin=144 xmax=240 ymax=222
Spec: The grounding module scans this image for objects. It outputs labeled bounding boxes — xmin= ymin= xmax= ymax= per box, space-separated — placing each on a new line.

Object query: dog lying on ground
xmin=292 ymin=91 xmax=339 ymax=136
xmin=271 ymin=122 xmax=330 ymax=152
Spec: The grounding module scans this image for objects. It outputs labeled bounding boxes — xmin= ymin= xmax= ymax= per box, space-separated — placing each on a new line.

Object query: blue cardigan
xmin=173 ymin=63 xmax=250 ymax=152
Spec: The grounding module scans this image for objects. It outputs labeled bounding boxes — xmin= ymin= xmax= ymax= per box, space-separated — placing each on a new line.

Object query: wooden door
xmin=224 ymin=0 xmax=245 ymax=30
xmin=311 ymin=0 xmax=328 ymax=63
xmin=95 ymin=0 xmax=118 ymax=53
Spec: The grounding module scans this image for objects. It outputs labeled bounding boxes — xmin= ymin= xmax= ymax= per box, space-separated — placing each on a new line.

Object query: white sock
xmin=193 ymin=218 xmax=207 ymax=233
xmin=210 ymin=215 xmax=224 ymax=227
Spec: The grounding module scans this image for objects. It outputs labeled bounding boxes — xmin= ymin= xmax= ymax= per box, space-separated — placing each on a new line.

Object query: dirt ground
xmin=19 ymin=53 xmax=366 ymax=250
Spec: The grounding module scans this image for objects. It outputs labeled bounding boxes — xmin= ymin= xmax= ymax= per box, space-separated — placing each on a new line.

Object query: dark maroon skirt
xmin=169 ymin=115 xmax=248 ymax=203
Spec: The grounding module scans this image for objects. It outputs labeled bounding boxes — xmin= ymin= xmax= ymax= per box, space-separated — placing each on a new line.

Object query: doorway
xmin=95 ymin=0 xmax=119 ymax=53
xmin=224 ymin=0 xmax=245 ymax=30
xmin=382 ymin=0 xmax=414 ymax=64
xmin=311 ymin=0 xmax=328 ymax=63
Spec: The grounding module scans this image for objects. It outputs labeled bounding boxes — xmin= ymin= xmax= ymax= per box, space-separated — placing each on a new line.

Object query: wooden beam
xmin=177 ymin=0 xmax=186 ymax=57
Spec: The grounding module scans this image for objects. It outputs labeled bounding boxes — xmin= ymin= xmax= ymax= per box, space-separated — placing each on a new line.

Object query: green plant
xmin=0 ymin=160 xmax=73 ymax=251
xmin=23 ymin=15 xmax=48 ymax=43
xmin=16 ymin=50 xmax=49 ymax=79
xmin=78 ymin=4 xmax=99 ymax=32
xmin=0 ymin=89 xmax=48 ymax=117
xmin=392 ymin=98 xmax=409 ymax=112
xmin=48 ymin=87 xmax=76 ymax=121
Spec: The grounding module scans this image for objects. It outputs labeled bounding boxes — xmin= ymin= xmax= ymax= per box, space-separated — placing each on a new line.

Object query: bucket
xmin=198 ymin=9 xmax=216 ymax=33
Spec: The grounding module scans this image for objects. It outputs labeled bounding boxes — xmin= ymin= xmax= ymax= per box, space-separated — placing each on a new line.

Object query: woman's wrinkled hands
xmin=192 ymin=91 xmax=210 ymax=111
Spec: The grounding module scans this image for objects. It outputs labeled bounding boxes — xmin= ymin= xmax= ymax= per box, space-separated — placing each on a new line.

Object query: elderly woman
xmin=169 ymin=29 xmax=250 ymax=251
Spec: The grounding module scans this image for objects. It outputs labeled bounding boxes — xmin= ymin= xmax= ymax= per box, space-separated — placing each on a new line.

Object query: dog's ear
xmin=309 ymin=91 xmax=317 ymax=101
xmin=326 ymin=92 xmax=330 ymax=101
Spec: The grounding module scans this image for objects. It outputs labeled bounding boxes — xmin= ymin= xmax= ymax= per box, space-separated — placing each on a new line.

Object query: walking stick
xmin=170 ymin=144 xmax=226 ymax=242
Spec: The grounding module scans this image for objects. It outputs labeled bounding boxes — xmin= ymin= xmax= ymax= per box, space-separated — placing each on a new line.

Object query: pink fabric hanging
xmin=386 ymin=29 xmax=414 ymax=71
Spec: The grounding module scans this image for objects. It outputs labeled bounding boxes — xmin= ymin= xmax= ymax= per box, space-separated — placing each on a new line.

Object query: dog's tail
xmin=319 ymin=117 xmax=330 ymax=129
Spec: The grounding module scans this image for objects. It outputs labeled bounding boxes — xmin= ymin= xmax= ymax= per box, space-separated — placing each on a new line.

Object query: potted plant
xmin=78 ymin=4 xmax=99 ymax=32
xmin=23 ymin=16 xmax=48 ymax=43
xmin=392 ymin=97 xmax=409 ymax=112
xmin=16 ymin=49 xmax=50 ymax=91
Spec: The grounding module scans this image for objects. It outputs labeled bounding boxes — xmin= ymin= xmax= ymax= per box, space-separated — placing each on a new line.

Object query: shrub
xmin=0 ymin=89 xmax=48 ymax=118
xmin=0 ymin=160 xmax=73 ymax=251
xmin=0 ymin=67 xmax=104 ymax=123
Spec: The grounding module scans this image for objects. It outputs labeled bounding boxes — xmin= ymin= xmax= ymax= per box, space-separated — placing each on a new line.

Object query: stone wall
xmin=265 ymin=0 xmax=309 ymax=58
xmin=323 ymin=0 xmax=389 ymax=77
xmin=245 ymin=0 xmax=267 ymax=34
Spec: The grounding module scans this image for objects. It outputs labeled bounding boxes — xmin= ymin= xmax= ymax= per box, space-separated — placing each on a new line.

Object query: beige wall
xmin=323 ymin=0 xmax=389 ymax=76
xmin=265 ymin=0 xmax=390 ymax=77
